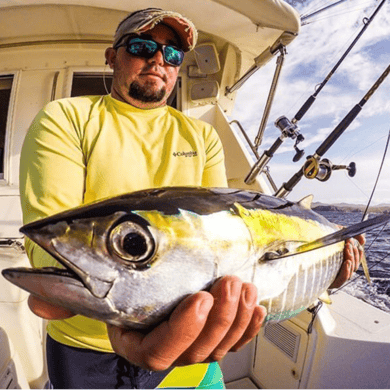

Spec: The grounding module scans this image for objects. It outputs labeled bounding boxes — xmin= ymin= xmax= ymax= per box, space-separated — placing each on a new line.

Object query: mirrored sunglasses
xmin=118 ymin=37 xmax=185 ymax=67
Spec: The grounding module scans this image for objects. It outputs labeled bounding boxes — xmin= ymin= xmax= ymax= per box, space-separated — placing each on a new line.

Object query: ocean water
xmin=316 ymin=210 xmax=390 ymax=314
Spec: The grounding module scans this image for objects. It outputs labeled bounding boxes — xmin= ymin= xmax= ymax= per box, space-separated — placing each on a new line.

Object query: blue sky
xmin=231 ymin=0 xmax=390 ymax=205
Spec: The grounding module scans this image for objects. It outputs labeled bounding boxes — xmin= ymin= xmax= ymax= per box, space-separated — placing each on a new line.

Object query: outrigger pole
xmin=301 ymin=0 xmax=357 ymax=26
xmin=274 ymin=63 xmax=390 ymax=198
xmin=244 ymin=0 xmax=386 ymax=186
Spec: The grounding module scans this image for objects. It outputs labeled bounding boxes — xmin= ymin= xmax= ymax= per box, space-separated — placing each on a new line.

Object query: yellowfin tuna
xmin=2 ymin=187 xmax=388 ymax=328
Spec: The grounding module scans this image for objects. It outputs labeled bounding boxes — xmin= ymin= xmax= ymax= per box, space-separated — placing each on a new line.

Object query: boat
xmin=0 ymin=0 xmax=389 ymax=388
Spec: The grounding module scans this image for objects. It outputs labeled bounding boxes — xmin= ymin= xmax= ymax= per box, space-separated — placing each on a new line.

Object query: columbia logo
xmin=173 ymin=151 xmax=198 ymax=157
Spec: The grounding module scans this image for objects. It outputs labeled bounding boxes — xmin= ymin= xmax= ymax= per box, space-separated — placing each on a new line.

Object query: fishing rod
xmin=290 ymin=0 xmax=386 ymax=129
xmin=274 ymin=62 xmax=390 ymax=198
xmin=244 ymin=0 xmax=386 ymax=185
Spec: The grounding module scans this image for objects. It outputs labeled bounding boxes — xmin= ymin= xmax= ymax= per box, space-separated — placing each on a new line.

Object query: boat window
xmin=71 ymin=73 xmax=113 ymax=97
xmin=0 ymin=75 xmax=13 ymax=180
xmin=167 ymin=78 xmax=181 ymax=110
xmin=70 ymin=72 xmax=180 ymax=110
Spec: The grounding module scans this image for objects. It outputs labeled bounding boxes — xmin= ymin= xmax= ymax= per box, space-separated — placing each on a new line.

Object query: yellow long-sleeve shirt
xmin=20 ymin=93 xmax=227 ymax=347
xmin=19 ymin=94 xmax=227 ymax=387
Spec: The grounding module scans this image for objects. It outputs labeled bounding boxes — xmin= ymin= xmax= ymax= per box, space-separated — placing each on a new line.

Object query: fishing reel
xmin=303 ymin=156 xmax=356 ymax=182
xmin=274 ymin=116 xmax=305 ymax=162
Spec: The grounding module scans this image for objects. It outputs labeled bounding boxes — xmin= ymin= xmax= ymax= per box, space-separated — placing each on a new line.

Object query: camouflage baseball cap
xmin=113 ymin=8 xmax=198 ymax=52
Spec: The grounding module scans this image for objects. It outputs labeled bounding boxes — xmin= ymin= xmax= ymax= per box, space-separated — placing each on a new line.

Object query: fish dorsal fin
xmin=298 ymin=194 xmax=314 ymax=210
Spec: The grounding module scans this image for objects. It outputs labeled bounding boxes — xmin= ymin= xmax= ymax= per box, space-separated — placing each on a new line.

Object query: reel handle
xmin=303 ymin=158 xmax=357 ymax=181
xmin=332 ymin=162 xmax=356 ymax=177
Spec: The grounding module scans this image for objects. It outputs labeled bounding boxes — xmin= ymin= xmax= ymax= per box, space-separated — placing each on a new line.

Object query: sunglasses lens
xmin=128 ymin=38 xmax=157 ymax=58
xmin=163 ymin=46 xmax=184 ymax=66
xmin=127 ymin=38 xmax=184 ymax=66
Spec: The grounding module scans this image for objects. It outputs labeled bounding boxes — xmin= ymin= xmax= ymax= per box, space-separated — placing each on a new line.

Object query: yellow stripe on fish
xmin=234 ymin=203 xmax=335 ymax=247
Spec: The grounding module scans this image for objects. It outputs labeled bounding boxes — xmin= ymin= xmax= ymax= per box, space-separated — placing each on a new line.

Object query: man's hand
xmin=28 ymin=295 xmax=75 ymax=319
xmin=107 ymin=276 xmax=266 ymax=371
xmin=27 ymin=276 xmax=266 ymax=371
xmin=329 ymin=234 xmax=365 ymax=289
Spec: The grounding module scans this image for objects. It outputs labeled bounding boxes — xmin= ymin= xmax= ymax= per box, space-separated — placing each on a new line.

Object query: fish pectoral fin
xmin=260 ymin=249 xmax=289 ymax=261
xmin=258 ymin=214 xmax=390 ymax=262
xmin=259 ymin=241 xmax=304 ymax=261
xmin=318 ymin=290 xmax=332 ymax=304
xmin=297 ymin=214 xmax=390 ymax=254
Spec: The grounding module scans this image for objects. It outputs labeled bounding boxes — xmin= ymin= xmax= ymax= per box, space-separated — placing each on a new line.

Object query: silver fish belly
xmin=2 ymin=187 xmax=387 ymax=328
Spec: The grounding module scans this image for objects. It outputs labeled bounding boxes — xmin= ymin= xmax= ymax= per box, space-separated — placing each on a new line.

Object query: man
xmin=20 ymin=8 xmax=363 ymax=389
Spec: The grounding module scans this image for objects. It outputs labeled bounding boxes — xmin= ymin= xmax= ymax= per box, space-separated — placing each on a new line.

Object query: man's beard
xmin=128 ymin=80 xmax=166 ymax=103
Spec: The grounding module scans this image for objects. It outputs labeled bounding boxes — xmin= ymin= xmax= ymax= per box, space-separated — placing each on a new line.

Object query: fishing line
xmin=340 ymin=134 xmax=388 ymax=164
xmin=303 ymin=5 xmax=375 ymax=25
xmin=365 ymin=224 xmax=388 ymax=253
xmin=330 ymin=250 xmax=390 ymax=295
xmin=267 ymin=8 xmax=369 ymax=127
xmin=280 ymin=0 xmax=385 ymax=133
xmin=314 ymin=25 xmax=364 ymax=83
xmin=301 ymin=0 xmax=343 ymax=20
xmin=301 ymin=0 xmax=372 ymax=16
xmin=301 ymin=0 xmax=374 ymax=18
xmin=330 ymin=127 xmax=390 ymax=295
xmin=361 ymin=127 xmax=390 ymax=221
xmin=343 ymin=175 xmax=370 ymax=200
xmin=334 ymin=133 xmax=390 ymax=206
xmin=335 ymin=132 xmax=390 ymax=202
xmin=301 ymin=0 xmax=375 ymax=24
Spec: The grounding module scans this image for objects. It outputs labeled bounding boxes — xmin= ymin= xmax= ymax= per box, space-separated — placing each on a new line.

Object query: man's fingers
xmin=352 ymin=236 xmax=365 ymax=271
xmin=107 ymin=323 xmax=144 ymax=366
xmin=352 ymin=242 xmax=360 ymax=271
xmin=330 ymin=235 xmax=365 ymax=289
xmin=28 ymin=295 xmax=75 ymax=319
xmin=108 ymin=291 xmax=214 ymax=371
xmin=230 ymin=305 xmax=267 ymax=352
xmin=208 ymin=282 xmax=258 ymax=361
xmin=356 ymin=233 xmax=366 ymax=246
xmin=329 ymin=247 xmax=351 ymax=288
xmin=143 ymin=292 xmax=214 ymax=370
xmin=175 ymin=276 xmax=242 ymax=365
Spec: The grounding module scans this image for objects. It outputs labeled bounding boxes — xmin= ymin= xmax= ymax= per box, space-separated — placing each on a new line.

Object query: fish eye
xmin=109 ymin=221 xmax=155 ymax=263
xmin=122 ymin=232 xmax=148 ymax=257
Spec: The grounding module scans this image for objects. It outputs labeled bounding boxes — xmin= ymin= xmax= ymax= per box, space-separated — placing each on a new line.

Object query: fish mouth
xmin=2 ymin=261 xmax=113 ymax=303
xmin=2 ymin=266 xmax=84 ymax=291
xmin=17 ymin=219 xmax=115 ymax=299
xmin=27 ymin=266 xmax=83 ymax=280
xmin=1 ymin=263 xmax=119 ymax=326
